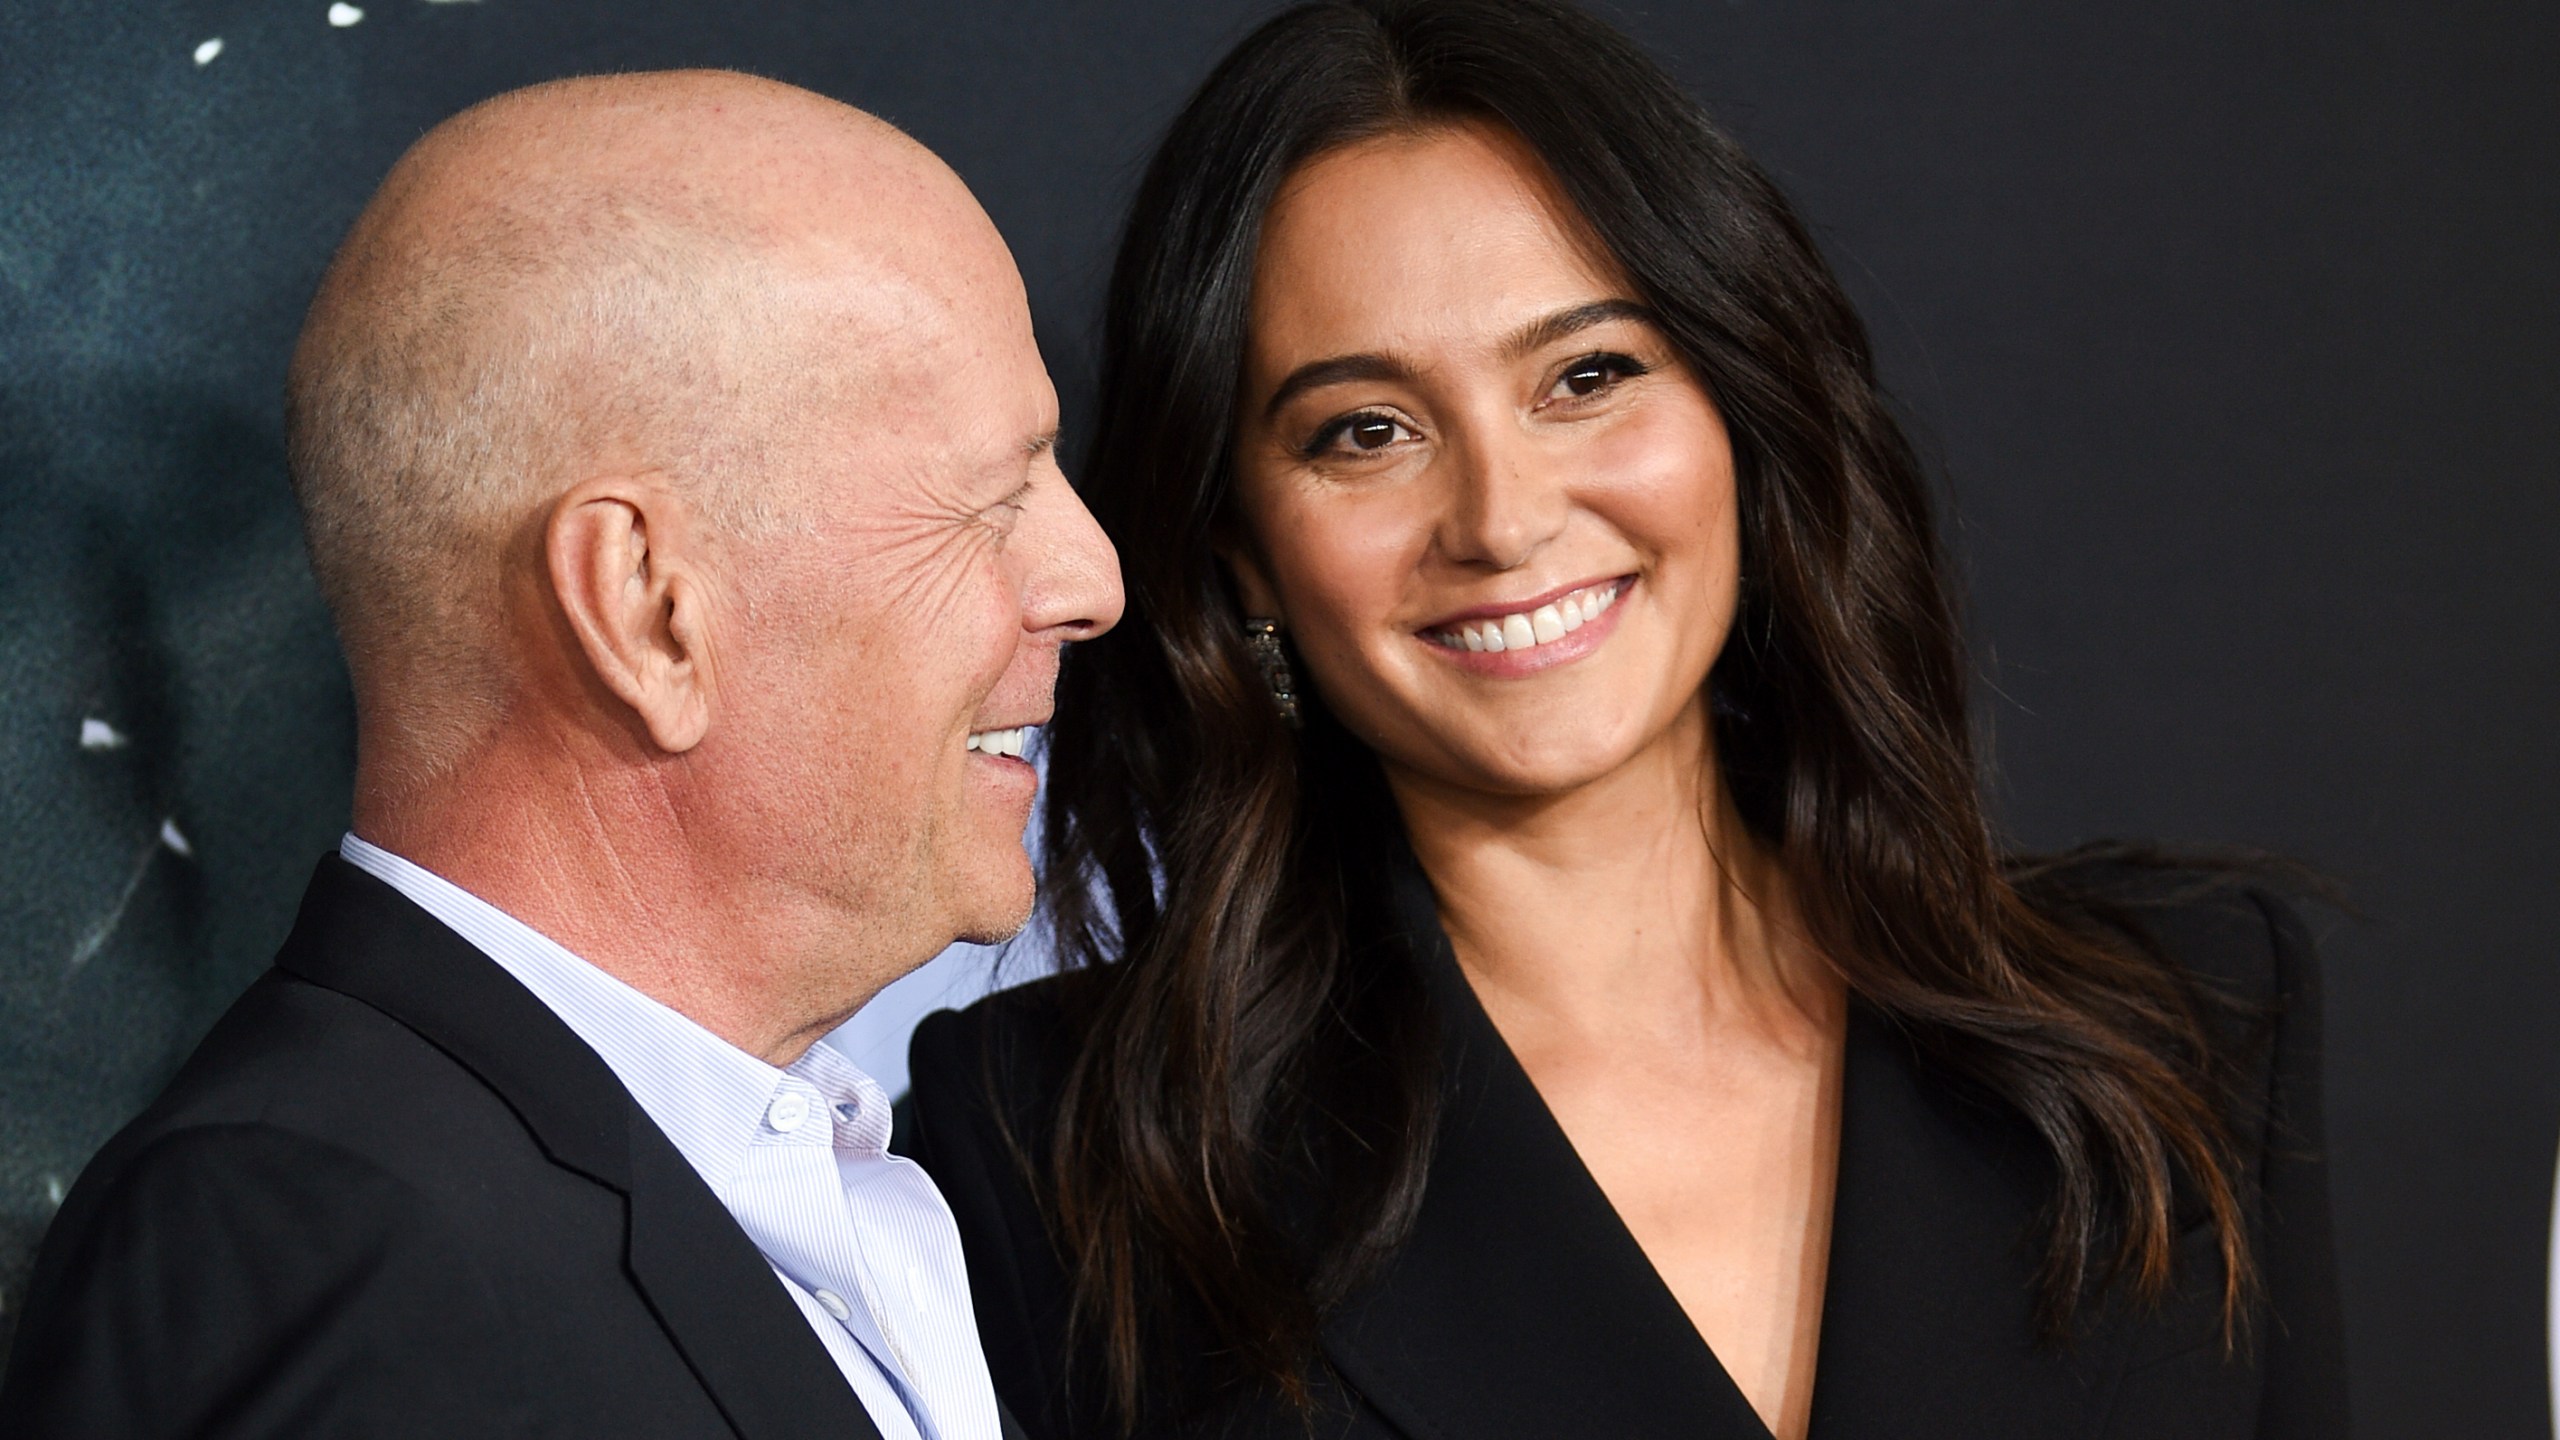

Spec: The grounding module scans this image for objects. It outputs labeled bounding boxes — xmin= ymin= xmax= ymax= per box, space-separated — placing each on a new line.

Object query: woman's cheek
xmin=1588 ymin=402 xmax=1732 ymax=520
xmin=1261 ymin=512 xmax=1400 ymax=731
xmin=1279 ymin=488 xmax=1420 ymax=629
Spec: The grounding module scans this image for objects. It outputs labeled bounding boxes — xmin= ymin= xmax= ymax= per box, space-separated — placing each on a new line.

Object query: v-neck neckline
xmin=1310 ymin=840 xmax=2132 ymax=1440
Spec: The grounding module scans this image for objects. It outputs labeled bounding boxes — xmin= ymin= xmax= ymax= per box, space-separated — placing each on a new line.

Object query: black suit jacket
xmin=0 ymin=856 xmax=889 ymax=1440
xmin=903 ymin=855 xmax=2349 ymax=1440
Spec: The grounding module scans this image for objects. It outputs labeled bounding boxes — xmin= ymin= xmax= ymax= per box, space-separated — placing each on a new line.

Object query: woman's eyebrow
xmin=1500 ymin=297 xmax=1655 ymax=360
xmin=1261 ymin=352 xmax=1411 ymax=422
xmin=1259 ymin=299 xmax=1657 ymax=422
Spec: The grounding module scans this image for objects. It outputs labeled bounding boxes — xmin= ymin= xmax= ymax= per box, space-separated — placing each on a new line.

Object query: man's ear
xmin=546 ymin=477 xmax=716 ymax=753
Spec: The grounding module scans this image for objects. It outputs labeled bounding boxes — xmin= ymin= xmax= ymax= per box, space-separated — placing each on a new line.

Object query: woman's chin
xmin=1390 ymin=735 xmax=1650 ymax=803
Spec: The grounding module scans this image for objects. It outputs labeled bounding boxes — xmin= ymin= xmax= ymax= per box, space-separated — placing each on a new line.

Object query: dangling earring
xmin=1243 ymin=617 xmax=1303 ymax=728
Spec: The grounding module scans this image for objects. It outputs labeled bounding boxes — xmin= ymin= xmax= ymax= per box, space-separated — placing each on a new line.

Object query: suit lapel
xmin=622 ymin=1112 xmax=889 ymax=1440
xmin=1805 ymin=1009 xmax=2129 ymax=1438
xmin=274 ymin=857 xmax=631 ymax=1188
xmin=275 ymin=857 xmax=884 ymax=1440
xmin=1317 ymin=855 xmax=1774 ymax=1440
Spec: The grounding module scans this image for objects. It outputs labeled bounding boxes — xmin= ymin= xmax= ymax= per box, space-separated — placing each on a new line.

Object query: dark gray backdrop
xmin=2 ymin=2 xmax=2552 ymax=1435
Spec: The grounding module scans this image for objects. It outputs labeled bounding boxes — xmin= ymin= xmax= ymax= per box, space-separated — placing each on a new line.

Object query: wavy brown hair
xmin=1036 ymin=0 xmax=2255 ymax=1425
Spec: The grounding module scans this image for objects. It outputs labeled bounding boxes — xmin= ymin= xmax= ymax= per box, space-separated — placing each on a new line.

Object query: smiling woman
xmin=900 ymin=3 xmax=2349 ymax=1438
xmin=1223 ymin=124 xmax=1745 ymax=793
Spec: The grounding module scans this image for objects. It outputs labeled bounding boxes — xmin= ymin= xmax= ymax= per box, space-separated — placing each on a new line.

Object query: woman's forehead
xmin=1249 ymin=124 xmax=1624 ymax=364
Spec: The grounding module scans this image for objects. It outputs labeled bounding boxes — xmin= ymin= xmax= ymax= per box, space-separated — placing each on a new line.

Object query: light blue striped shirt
xmin=339 ymin=834 xmax=1000 ymax=1440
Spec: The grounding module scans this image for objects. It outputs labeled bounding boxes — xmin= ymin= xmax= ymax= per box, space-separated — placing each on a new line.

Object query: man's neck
xmin=355 ymin=754 xmax=879 ymax=1067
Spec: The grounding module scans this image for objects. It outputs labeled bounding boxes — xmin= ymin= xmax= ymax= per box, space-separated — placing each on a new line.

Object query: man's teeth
xmin=1431 ymin=580 xmax=1626 ymax=654
xmin=965 ymin=727 xmax=1031 ymax=758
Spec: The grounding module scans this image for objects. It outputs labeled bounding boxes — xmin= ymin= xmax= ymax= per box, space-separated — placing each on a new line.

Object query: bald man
xmin=0 ymin=73 xmax=1118 ymax=1440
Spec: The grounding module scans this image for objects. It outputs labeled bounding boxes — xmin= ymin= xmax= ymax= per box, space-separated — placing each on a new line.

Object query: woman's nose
xmin=1436 ymin=425 xmax=1569 ymax=572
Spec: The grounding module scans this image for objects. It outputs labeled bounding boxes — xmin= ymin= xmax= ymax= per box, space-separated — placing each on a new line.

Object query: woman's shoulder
xmin=2009 ymin=847 xmax=2332 ymax=1159
xmin=903 ymin=969 xmax=1086 ymax=1148
xmin=2017 ymin=851 xmax=2348 ymax=1428
xmin=901 ymin=974 xmax=1094 ymax=1438
xmin=2015 ymin=847 xmax=2326 ymax=1018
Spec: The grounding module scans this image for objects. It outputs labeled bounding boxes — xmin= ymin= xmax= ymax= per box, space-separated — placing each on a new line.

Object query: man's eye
xmin=982 ymin=481 xmax=1033 ymax=529
xmin=1305 ymin=412 xmax=1415 ymax=458
xmin=1549 ymin=352 xmax=1650 ymax=401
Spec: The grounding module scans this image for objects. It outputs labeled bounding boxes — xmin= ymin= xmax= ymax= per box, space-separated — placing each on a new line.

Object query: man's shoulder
xmin=81 ymin=963 xmax=567 ymax=1243
xmin=2 ymin=972 xmax=524 ymax=1429
xmin=137 ymin=966 xmax=516 ymax=1148
xmin=2 ymin=947 xmax=728 ymax=1436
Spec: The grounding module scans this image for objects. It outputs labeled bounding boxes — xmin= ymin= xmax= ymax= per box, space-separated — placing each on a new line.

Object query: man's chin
xmin=950 ymin=908 xmax=1031 ymax=948
xmin=943 ymin=856 xmax=1037 ymax=948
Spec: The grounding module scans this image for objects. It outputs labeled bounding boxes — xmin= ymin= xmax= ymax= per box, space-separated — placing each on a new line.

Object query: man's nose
xmin=1021 ymin=467 xmax=1124 ymax=641
xmin=1435 ymin=420 xmax=1569 ymax=571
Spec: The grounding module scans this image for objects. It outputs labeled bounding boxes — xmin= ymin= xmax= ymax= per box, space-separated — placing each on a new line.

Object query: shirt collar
xmin=337 ymin=832 xmax=795 ymax=1198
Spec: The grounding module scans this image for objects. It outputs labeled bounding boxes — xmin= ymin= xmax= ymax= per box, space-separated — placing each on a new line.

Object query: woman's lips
xmin=1419 ymin=575 xmax=1634 ymax=675
xmin=1424 ymin=576 xmax=1628 ymax=652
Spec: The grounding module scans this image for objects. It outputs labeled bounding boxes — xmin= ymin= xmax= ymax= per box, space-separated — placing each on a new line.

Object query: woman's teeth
xmin=1429 ymin=580 xmax=1626 ymax=654
xmin=966 ymin=727 xmax=1031 ymax=758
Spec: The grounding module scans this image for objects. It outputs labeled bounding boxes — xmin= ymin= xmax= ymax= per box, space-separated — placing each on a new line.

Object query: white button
xmin=813 ymin=1288 xmax=852 ymax=1322
xmin=766 ymin=1093 xmax=809 ymax=1133
xmin=834 ymin=1100 xmax=858 ymax=1121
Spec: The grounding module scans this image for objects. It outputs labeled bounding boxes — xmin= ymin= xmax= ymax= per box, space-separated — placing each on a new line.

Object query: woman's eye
xmin=1549 ymin=353 xmax=1648 ymax=401
xmin=1347 ymin=417 xmax=1401 ymax=449
xmin=1306 ymin=412 xmax=1414 ymax=458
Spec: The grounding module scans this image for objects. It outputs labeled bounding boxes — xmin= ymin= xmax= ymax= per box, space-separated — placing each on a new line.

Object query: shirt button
xmin=813 ymin=1288 xmax=853 ymax=1323
xmin=766 ymin=1093 xmax=809 ymax=1133
xmin=834 ymin=1100 xmax=858 ymax=1122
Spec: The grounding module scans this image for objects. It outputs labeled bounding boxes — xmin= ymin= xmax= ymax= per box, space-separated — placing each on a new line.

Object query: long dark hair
xmin=1039 ymin=0 xmax=2253 ymax=1424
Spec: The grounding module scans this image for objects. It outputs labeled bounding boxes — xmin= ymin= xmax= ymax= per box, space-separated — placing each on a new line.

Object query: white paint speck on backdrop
xmin=78 ymin=718 xmax=127 ymax=751
xmin=67 ymin=819 xmax=195 ymax=970
xmin=327 ymin=3 xmax=365 ymax=27
xmin=192 ymin=37 xmax=223 ymax=66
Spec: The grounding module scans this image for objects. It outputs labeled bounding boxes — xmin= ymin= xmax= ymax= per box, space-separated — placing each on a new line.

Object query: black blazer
xmin=0 ymin=856 xmax=889 ymax=1440
xmin=903 ymin=853 xmax=2349 ymax=1440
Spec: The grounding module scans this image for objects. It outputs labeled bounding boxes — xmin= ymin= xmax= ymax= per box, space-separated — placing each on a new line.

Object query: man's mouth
xmin=965 ymin=727 xmax=1033 ymax=759
xmin=1423 ymin=578 xmax=1629 ymax=654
